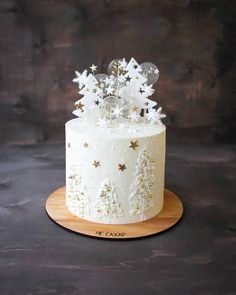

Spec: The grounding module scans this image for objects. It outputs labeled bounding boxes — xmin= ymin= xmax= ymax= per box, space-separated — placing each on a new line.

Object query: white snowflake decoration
xmin=112 ymin=106 xmax=123 ymax=118
xmin=146 ymin=107 xmax=166 ymax=125
xmin=72 ymin=70 xmax=88 ymax=89
xmin=129 ymin=111 xmax=140 ymax=123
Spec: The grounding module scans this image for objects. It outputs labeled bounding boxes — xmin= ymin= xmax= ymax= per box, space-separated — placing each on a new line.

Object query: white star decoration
xmin=104 ymin=76 xmax=110 ymax=85
xmin=106 ymin=85 xmax=114 ymax=95
xmin=129 ymin=111 xmax=140 ymax=122
xmin=112 ymin=106 xmax=123 ymax=118
xmin=109 ymin=79 xmax=115 ymax=86
xmin=90 ymin=64 xmax=97 ymax=73
xmin=146 ymin=107 xmax=166 ymax=125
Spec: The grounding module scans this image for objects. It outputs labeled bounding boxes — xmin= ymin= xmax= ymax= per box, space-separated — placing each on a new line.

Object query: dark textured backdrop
xmin=0 ymin=0 xmax=235 ymax=144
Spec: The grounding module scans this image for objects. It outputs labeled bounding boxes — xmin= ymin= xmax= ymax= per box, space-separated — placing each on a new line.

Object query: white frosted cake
xmin=66 ymin=58 xmax=166 ymax=224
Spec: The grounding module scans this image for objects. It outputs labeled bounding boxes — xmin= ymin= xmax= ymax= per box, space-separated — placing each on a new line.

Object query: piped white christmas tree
xmin=94 ymin=179 xmax=123 ymax=220
xmin=129 ymin=149 xmax=155 ymax=219
xmin=67 ymin=167 xmax=90 ymax=218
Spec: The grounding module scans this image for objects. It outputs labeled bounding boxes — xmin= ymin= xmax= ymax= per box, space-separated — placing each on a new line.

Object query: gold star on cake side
xmin=118 ymin=164 xmax=126 ymax=171
xmin=93 ymin=160 xmax=100 ymax=168
xmin=129 ymin=140 xmax=139 ymax=150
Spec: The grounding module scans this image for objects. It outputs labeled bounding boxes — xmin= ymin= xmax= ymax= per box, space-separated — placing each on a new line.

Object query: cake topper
xmin=72 ymin=58 xmax=166 ymax=127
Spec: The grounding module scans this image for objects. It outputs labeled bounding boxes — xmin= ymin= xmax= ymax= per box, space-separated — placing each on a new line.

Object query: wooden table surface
xmin=0 ymin=144 xmax=235 ymax=295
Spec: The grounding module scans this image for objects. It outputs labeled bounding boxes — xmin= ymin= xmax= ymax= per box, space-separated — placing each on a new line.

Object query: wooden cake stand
xmin=45 ymin=187 xmax=183 ymax=239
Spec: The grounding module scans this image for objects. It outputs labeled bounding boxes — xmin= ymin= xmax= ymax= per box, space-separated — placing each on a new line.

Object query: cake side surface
xmin=66 ymin=118 xmax=165 ymax=224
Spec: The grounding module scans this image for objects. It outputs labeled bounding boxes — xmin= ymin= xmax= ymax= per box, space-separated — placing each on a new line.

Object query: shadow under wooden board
xmin=45 ymin=187 xmax=184 ymax=239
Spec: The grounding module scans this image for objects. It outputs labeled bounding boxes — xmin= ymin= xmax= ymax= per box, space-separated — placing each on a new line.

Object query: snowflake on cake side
xmin=72 ymin=58 xmax=166 ymax=127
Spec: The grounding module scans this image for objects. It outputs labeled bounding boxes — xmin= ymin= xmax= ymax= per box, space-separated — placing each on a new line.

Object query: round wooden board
xmin=45 ymin=187 xmax=184 ymax=239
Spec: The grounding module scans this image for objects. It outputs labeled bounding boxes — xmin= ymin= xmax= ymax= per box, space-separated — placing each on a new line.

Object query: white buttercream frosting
xmin=66 ymin=118 xmax=166 ymax=224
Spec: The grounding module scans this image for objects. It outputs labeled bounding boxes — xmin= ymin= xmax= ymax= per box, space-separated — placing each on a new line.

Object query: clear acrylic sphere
xmin=95 ymin=73 xmax=107 ymax=84
xmin=121 ymin=99 xmax=141 ymax=119
xmin=108 ymin=59 xmax=124 ymax=76
xmin=109 ymin=75 xmax=126 ymax=90
xmin=100 ymin=95 xmax=123 ymax=119
xmin=140 ymin=62 xmax=159 ymax=85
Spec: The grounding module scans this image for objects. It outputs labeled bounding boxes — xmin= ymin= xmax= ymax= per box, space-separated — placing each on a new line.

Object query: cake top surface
xmin=67 ymin=118 xmax=165 ymax=139
xmin=71 ymin=57 xmax=166 ymax=130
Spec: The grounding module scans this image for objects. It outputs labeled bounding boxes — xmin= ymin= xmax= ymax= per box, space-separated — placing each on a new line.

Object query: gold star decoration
xmin=90 ymin=64 xmax=97 ymax=73
xmin=118 ymin=164 xmax=127 ymax=171
xmin=93 ymin=160 xmax=100 ymax=168
xmin=75 ymin=102 xmax=85 ymax=112
xmin=131 ymin=105 xmax=139 ymax=112
xmin=129 ymin=140 xmax=139 ymax=150
xmin=83 ymin=142 xmax=89 ymax=148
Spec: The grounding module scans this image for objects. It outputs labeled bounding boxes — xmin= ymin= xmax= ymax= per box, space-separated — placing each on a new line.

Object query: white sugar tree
xmin=71 ymin=57 xmax=164 ymax=125
xmin=129 ymin=149 xmax=155 ymax=219
xmin=67 ymin=166 xmax=90 ymax=218
xmin=94 ymin=179 xmax=123 ymax=220
xmin=119 ymin=57 xmax=157 ymax=110
xmin=78 ymin=74 xmax=102 ymax=107
xmin=73 ymin=73 xmax=103 ymax=120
